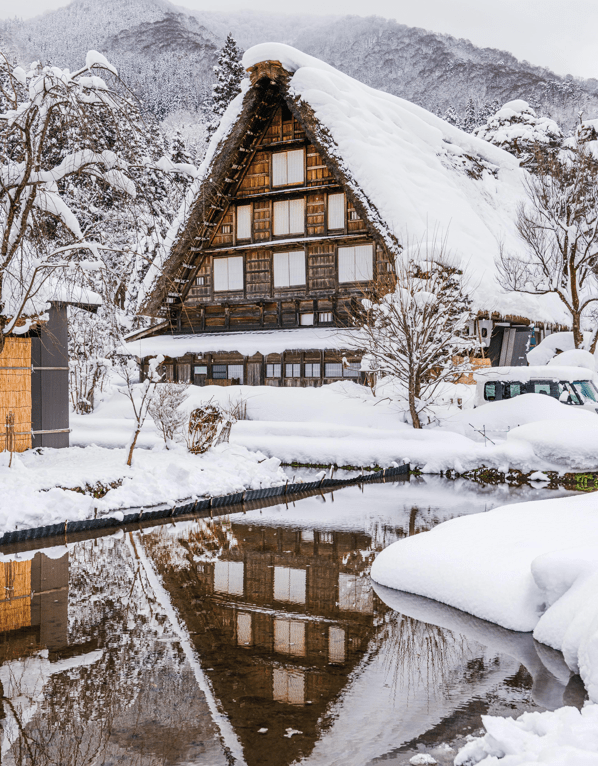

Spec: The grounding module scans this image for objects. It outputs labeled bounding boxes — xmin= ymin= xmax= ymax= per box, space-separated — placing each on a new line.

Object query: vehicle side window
xmin=503 ymin=382 xmax=524 ymax=399
xmin=532 ymin=382 xmax=552 ymax=395
xmin=484 ymin=382 xmax=498 ymax=401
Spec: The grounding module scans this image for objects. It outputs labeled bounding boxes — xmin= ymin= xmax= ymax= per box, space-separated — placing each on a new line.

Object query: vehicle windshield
xmin=573 ymin=380 xmax=598 ymax=403
xmin=557 ymin=381 xmax=582 ymax=405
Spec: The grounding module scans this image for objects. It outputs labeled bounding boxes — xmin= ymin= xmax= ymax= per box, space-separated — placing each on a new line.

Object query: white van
xmin=473 ymin=366 xmax=598 ymax=412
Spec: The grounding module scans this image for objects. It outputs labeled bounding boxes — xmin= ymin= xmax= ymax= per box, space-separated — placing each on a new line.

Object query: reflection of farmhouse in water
xmin=151 ymin=520 xmax=384 ymax=766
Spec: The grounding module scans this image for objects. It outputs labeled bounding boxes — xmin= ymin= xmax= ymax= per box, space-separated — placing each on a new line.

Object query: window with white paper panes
xmin=273 ymin=250 xmax=306 ymax=288
xmin=266 ymin=363 xmax=281 ymax=378
xmin=300 ymin=313 xmax=314 ymax=326
xmin=236 ymin=205 xmax=251 ymax=239
xmin=319 ymin=312 xmax=333 ymax=323
xmin=338 ymin=244 xmax=373 ymax=283
xmin=213 ymin=255 xmax=243 ymax=291
xmin=285 ymin=363 xmax=301 ymax=378
xmin=273 ymin=199 xmax=305 ymax=237
xmin=272 ymin=149 xmax=305 ymax=187
xmin=304 ymin=363 xmax=320 ymax=378
xmin=328 ymin=193 xmax=345 ymax=230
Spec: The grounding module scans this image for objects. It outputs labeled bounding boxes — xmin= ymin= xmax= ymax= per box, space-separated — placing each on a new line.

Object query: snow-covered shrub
xmin=474 ymin=100 xmax=562 ymax=166
xmin=148 ymin=382 xmax=189 ymax=447
xmin=355 ymin=246 xmax=478 ymax=429
xmin=187 ymin=401 xmax=234 ymax=455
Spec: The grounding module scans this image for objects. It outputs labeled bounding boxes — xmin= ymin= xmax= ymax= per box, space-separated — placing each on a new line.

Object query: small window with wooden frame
xmin=273 ymin=198 xmax=305 ymax=237
xmin=236 ymin=204 xmax=252 ymax=240
xmin=272 ymin=149 xmax=305 ymax=187
xmin=213 ymin=255 xmax=244 ymax=292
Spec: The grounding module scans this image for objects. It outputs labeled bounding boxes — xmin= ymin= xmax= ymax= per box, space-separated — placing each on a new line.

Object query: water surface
xmin=0 ymin=477 xmax=585 ymax=766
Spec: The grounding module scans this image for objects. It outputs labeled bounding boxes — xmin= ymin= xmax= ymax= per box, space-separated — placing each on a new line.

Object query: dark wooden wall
xmin=31 ymin=303 xmax=69 ymax=448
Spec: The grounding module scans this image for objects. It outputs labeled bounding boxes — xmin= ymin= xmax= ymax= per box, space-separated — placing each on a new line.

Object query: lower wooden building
xmin=130 ymin=327 xmax=365 ymax=387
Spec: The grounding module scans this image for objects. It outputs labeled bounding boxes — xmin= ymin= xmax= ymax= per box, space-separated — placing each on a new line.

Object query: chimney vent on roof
xmin=247 ymin=60 xmax=290 ymax=87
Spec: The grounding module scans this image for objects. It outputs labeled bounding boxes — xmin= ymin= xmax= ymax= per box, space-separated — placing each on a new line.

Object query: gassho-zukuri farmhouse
xmin=128 ymin=43 xmax=569 ymax=388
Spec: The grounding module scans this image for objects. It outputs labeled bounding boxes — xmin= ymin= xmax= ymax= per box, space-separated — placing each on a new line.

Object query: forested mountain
xmin=2 ymin=0 xmax=598 ymax=130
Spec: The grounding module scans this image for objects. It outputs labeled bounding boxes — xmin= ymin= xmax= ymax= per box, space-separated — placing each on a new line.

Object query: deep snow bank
xmin=371 ymin=493 xmax=598 ymax=763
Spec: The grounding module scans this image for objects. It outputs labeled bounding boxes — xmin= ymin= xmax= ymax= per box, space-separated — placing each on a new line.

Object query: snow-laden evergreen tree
xmin=356 ymin=243 xmax=478 ymax=429
xmin=442 ymin=105 xmax=460 ymax=128
xmin=462 ymin=97 xmax=478 ymax=133
xmin=208 ymin=33 xmax=244 ymax=137
xmin=474 ymin=100 xmax=563 ymax=166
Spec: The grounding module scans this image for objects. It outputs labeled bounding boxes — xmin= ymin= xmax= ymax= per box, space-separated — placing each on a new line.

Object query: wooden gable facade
xmin=177 ymin=100 xmax=390 ymax=335
xmin=138 ymin=61 xmax=397 ymax=387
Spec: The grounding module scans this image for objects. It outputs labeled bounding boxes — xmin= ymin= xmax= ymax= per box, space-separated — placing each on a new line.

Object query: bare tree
xmin=115 ymin=354 xmax=163 ymax=466
xmin=497 ymin=142 xmax=598 ymax=350
xmin=354 ymin=245 xmax=478 ymax=429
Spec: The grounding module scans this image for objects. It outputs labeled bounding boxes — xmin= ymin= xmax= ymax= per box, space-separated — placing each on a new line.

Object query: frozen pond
xmin=0 ymin=477 xmax=587 ymax=765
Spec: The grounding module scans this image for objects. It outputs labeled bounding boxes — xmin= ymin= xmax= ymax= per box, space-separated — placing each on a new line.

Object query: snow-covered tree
xmin=0 ymin=50 xmax=143 ymax=347
xmin=462 ymin=97 xmax=477 ymax=133
xmin=208 ymin=34 xmax=244 ymax=135
xmin=498 ymin=142 xmax=598 ymax=350
xmin=474 ymin=100 xmax=563 ymax=166
xmin=356 ymin=245 xmax=478 ymax=429
xmin=443 ymin=105 xmax=460 ymax=128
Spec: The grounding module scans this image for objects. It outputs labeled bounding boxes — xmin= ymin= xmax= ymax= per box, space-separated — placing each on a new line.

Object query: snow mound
xmin=455 ymin=705 xmax=598 ymax=766
xmin=527 ymin=331 xmax=598 ymax=366
xmin=444 ymin=393 xmax=595 ymax=438
xmin=370 ymin=492 xmax=598 ymax=699
xmin=548 ymin=349 xmax=596 ymax=371
xmin=507 ymin=420 xmax=598 ymax=470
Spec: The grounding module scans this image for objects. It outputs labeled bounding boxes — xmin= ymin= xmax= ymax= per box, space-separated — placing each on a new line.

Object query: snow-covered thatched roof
xmin=138 ymin=43 xmax=567 ymax=326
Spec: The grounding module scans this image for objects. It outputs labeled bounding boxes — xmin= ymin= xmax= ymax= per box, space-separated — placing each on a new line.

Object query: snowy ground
xmin=73 ymin=378 xmax=598 ymax=473
xmin=0 ymin=444 xmax=285 ymax=536
xmin=3 ymin=374 xmax=597 ymax=536
xmin=371 ymin=493 xmax=598 ymax=765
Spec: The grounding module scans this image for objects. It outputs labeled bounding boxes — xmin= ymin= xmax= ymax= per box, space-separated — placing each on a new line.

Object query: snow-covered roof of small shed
xmin=139 ymin=43 xmax=568 ymax=325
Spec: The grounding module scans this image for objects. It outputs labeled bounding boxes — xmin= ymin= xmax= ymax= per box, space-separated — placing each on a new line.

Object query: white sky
xmin=2 ymin=0 xmax=597 ymax=79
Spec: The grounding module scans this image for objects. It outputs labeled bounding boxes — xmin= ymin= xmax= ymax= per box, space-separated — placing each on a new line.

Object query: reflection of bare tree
xmin=144 ymin=517 xmax=239 ymax=572
xmin=374 ymin=613 xmax=475 ymax=705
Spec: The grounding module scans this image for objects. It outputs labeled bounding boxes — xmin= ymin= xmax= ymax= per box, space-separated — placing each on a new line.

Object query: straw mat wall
xmin=0 ymin=337 xmax=32 ymax=452
xmin=0 ymin=560 xmax=31 ymax=633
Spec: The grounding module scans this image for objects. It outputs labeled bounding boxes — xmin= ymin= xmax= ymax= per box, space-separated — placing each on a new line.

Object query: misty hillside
xmin=2 ymin=0 xmax=597 ymax=127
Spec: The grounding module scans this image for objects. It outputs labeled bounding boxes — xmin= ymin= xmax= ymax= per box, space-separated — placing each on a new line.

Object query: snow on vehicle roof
xmin=474 ymin=365 xmax=595 ymax=383
xmin=139 ymin=43 xmax=568 ymax=326
xmin=126 ymin=327 xmax=363 ymax=359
